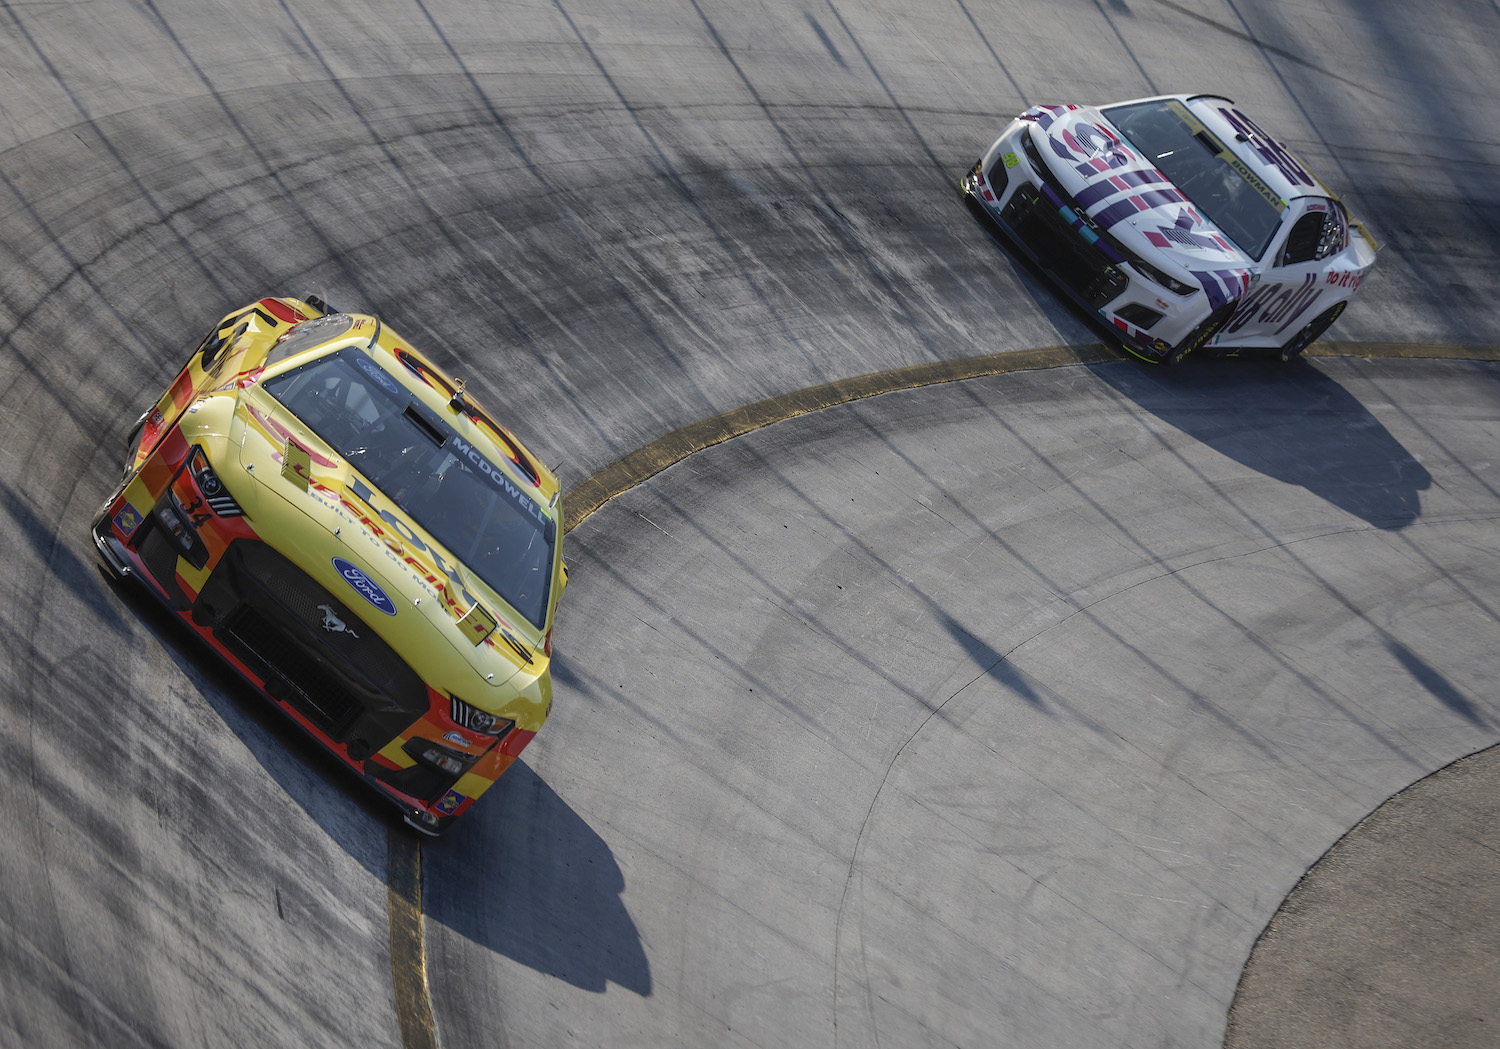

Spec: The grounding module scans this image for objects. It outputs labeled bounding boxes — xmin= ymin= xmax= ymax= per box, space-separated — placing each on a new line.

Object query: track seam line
xmin=561 ymin=340 xmax=1500 ymax=533
xmin=389 ymin=827 xmax=438 ymax=1049
xmin=563 ymin=342 xmax=1118 ymax=533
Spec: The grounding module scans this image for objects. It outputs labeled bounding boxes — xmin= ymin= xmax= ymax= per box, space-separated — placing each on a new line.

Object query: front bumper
xmin=90 ymin=442 xmax=531 ymax=834
xmin=962 ymin=122 xmax=1214 ymax=364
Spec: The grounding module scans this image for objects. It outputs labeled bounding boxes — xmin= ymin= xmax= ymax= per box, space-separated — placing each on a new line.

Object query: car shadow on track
xmin=104 ymin=574 xmax=650 ymax=997
xmin=1091 ymin=356 xmax=1431 ymax=530
xmin=106 ymin=570 xmax=654 ymax=996
xmin=422 ymin=759 xmax=652 ymax=996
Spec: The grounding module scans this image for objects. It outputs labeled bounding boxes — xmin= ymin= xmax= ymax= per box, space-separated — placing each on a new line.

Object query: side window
xmin=1279 ymin=212 xmax=1327 ymax=266
xmin=1278 ymin=203 xmax=1347 ymax=267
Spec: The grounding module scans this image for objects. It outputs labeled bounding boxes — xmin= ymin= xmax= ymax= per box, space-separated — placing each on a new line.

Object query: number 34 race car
xmin=92 ymin=297 xmax=567 ymax=834
xmin=962 ymin=94 xmax=1378 ymax=363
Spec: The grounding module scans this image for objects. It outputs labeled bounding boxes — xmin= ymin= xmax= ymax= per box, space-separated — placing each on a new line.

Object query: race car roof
xmin=1019 ymin=95 xmax=1333 ymax=286
xmin=1179 ymin=95 xmax=1324 ymax=205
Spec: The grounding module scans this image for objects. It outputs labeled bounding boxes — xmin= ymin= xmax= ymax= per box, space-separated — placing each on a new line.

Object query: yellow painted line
xmin=562 ymin=342 xmax=1120 ymax=533
xmin=388 ymin=336 xmax=1499 ymax=1047
xmin=561 ymin=339 xmax=1500 ymax=534
xmin=1306 ymin=340 xmax=1500 ymax=361
xmin=388 ymin=827 xmax=438 ymax=1049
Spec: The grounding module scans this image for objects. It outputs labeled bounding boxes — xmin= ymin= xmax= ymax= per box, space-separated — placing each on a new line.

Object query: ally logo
xmin=333 ymin=557 xmax=397 ymax=615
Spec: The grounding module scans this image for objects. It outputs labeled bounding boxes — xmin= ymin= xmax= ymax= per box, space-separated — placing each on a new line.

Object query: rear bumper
xmin=963 ymin=123 xmax=1217 ymax=364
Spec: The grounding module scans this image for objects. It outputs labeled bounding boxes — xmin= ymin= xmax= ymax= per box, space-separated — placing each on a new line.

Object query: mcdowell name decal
xmin=448 ymin=434 xmax=551 ymax=529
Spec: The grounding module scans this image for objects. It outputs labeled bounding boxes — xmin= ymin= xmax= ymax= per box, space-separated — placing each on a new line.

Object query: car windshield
xmin=262 ymin=350 xmax=555 ymax=627
xmin=1103 ymin=99 xmax=1285 ymax=259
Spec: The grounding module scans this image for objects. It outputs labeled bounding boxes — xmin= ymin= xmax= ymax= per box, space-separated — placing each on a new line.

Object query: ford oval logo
xmin=353 ymin=353 xmax=401 ymax=395
xmin=333 ymin=557 xmax=397 ymax=616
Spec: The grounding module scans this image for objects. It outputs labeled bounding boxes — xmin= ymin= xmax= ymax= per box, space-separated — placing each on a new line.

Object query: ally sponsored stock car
xmin=962 ymin=94 xmax=1377 ymax=363
xmin=92 ymin=296 xmax=567 ymax=834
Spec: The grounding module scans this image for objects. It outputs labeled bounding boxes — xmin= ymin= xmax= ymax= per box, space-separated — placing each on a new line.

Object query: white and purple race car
xmin=963 ymin=94 xmax=1378 ymax=363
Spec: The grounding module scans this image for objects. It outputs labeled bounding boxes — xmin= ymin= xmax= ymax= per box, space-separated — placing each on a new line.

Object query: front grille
xmin=1002 ymin=183 xmax=1130 ymax=309
xmin=139 ymin=519 xmax=182 ymax=593
xmin=232 ymin=542 xmax=422 ymax=708
xmin=222 ymin=606 xmax=361 ymax=735
xmin=196 ymin=540 xmax=430 ymax=746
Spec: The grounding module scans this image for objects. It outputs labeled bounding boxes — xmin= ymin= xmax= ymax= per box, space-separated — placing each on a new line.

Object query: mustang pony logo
xmin=316 ymin=603 xmax=359 ymax=639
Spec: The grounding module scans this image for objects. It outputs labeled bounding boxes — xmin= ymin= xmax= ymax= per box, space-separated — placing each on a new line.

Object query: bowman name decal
xmin=333 ymin=557 xmax=398 ymax=615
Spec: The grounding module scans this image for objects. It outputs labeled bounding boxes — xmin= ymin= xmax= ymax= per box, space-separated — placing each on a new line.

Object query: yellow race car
xmin=92 ymin=296 xmax=566 ymax=835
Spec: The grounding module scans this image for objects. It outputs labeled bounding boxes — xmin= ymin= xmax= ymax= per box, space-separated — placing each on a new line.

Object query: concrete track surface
xmin=1 ymin=1 xmax=1497 ymax=1047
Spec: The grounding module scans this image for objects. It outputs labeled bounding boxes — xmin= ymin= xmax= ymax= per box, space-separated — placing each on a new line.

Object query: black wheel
xmin=403 ymin=810 xmax=445 ymax=837
xmin=1278 ymin=301 xmax=1346 ymax=361
xmin=122 ymin=411 xmax=149 ymax=462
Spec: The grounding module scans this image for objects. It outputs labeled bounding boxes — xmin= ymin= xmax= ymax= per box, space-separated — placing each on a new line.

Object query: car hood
xmin=1023 ymin=103 xmax=1257 ymax=294
xmin=221 ymin=385 xmax=549 ymax=705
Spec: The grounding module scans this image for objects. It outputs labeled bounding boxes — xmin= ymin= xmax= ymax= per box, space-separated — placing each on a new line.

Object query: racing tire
xmin=1162 ymin=302 xmax=1237 ymax=366
xmin=1278 ymin=302 xmax=1346 ymax=362
xmin=403 ymin=810 xmax=446 ymax=837
xmin=122 ymin=411 xmax=149 ymax=462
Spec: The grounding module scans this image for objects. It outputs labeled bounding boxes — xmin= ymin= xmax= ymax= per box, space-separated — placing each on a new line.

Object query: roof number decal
xmin=1165 ymin=100 xmax=1287 ymax=213
xmin=1217 ymin=107 xmax=1314 ymax=188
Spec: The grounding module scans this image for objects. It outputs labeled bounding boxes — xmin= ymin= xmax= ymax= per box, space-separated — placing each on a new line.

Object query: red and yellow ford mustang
xmin=92 ymin=296 xmax=566 ymax=834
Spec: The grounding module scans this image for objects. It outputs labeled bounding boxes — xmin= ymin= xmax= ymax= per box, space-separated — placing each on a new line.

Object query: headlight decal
xmin=450 ymin=695 xmax=514 ymax=737
xmin=157 ymin=493 xmax=198 ymax=549
xmin=188 ymin=446 xmax=244 ymax=517
xmin=1128 ymin=257 xmax=1200 ymax=297
xmin=149 ymin=485 xmax=211 ymax=571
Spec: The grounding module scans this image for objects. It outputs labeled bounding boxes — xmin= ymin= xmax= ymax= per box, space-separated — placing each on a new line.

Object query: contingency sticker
xmin=112 ymin=502 xmax=144 ymax=537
